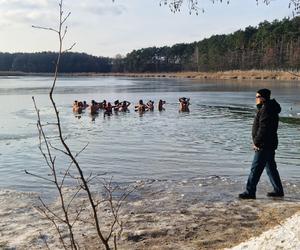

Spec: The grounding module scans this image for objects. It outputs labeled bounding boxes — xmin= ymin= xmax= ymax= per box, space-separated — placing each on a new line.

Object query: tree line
xmin=119 ymin=17 xmax=300 ymax=72
xmin=0 ymin=52 xmax=111 ymax=73
xmin=1 ymin=17 xmax=300 ymax=73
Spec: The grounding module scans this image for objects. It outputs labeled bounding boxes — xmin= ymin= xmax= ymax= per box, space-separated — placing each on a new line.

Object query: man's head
xmin=256 ymin=88 xmax=271 ymax=105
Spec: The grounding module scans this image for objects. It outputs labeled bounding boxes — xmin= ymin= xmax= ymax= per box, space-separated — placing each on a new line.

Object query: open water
xmin=0 ymin=76 xmax=299 ymax=201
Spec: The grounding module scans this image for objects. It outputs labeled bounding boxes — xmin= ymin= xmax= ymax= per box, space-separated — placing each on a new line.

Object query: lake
xmin=0 ymin=76 xmax=299 ymax=201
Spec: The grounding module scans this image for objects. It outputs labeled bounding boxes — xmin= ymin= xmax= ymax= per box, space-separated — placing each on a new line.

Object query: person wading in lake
xmin=158 ymin=99 xmax=166 ymax=111
xmin=239 ymin=88 xmax=284 ymax=199
xmin=179 ymin=97 xmax=190 ymax=112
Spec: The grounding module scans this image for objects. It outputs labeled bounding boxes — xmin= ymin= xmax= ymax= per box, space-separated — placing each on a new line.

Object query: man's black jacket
xmin=252 ymin=99 xmax=281 ymax=150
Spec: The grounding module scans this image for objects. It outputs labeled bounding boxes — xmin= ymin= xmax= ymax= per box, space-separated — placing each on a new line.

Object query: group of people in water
xmin=72 ymin=97 xmax=190 ymax=116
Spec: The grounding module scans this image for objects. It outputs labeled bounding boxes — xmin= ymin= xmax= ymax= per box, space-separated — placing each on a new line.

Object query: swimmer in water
xmin=146 ymin=100 xmax=154 ymax=111
xmin=135 ymin=99 xmax=147 ymax=112
xmin=90 ymin=100 xmax=99 ymax=115
xmin=119 ymin=100 xmax=131 ymax=112
xmin=179 ymin=97 xmax=190 ymax=112
xmin=158 ymin=99 xmax=166 ymax=111
xmin=104 ymin=102 xmax=113 ymax=117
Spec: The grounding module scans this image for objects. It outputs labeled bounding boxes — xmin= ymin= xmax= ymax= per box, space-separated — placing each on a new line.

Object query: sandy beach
xmin=228 ymin=211 xmax=300 ymax=250
xmin=1 ymin=180 xmax=300 ymax=250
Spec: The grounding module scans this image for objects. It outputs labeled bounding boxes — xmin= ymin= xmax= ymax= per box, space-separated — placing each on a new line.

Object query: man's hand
xmin=253 ymin=145 xmax=260 ymax=151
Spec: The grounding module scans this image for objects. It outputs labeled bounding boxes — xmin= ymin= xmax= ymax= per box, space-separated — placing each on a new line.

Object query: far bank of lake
xmin=1 ymin=69 xmax=300 ymax=81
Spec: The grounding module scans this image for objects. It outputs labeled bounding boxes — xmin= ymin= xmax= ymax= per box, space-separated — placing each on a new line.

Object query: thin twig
xmin=25 ymin=170 xmax=55 ymax=184
xmin=66 ymin=187 xmax=83 ymax=212
xmin=32 ymin=25 xmax=58 ymax=33
xmin=39 ymin=232 xmax=51 ymax=250
xmin=38 ymin=207 xmax=68 ymax=250
xmin=63 ymin=42 xmax=76 ymax=53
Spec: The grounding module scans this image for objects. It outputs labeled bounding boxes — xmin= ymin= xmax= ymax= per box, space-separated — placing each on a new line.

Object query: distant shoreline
xmin=1 ymin=70 xmax=300 ymax=81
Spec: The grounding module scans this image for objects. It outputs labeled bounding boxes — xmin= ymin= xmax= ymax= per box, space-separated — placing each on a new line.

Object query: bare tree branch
xmin=66 ymin=187 xmax=83 ymax=212
xmin=25 ymin=170 xmax=55 ymax=184
xmin=37 ymin=197 xmax=66 ymax=223
xmin=159 ymin=0 xmax=300 ymax=15
xmin=62 ymin=12 xmax=71 ymax=25
xmin=71 ymin=203 xmax=86 ymax=227
xmin=49 ymin=141 xmax=69 ymax=156
xmin=36 ymin=205 xmax=68 ymax=249
xmin=32 ymin=25 xmax=58 ymax=33
xmin=39 ymin=232 xmax=51 ymax=250
xmin=63 ymin=42 xmax=76 ymax=53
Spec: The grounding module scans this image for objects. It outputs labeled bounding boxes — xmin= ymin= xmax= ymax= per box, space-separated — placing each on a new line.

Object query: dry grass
xmin=1 ymin=70 xmax=300 ymax=81
xmin=95 ymin=70 xmax=300 ymax=81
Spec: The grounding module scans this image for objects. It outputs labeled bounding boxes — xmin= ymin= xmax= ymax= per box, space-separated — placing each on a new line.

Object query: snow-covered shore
xmin=228 ymin=211 xmax=300 ymax=250
xmin=1 ymin=183 xmax=300 ymax=250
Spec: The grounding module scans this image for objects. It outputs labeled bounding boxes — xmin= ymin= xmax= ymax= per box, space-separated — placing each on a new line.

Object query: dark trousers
xmin=246 ymin=148 xmax=284 ymax=195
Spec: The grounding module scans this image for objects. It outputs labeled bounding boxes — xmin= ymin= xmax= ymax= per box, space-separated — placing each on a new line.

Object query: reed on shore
xmin=1 ymin=70 xmax=300 ymax=81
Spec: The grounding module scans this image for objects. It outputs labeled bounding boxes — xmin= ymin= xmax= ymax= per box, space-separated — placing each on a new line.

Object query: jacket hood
xmin=265 ymin=99 xmax=281 ymax=114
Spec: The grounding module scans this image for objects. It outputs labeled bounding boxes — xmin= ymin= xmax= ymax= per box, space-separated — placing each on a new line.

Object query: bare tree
xmin=26 ymin=1 xmax=140 ymax=249
xmin=160 ymin=0 xmax=300 ymax=16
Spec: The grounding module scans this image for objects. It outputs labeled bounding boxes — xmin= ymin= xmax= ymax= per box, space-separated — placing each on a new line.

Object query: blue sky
xmin=0 ymin=0 xmax=293 ymax=57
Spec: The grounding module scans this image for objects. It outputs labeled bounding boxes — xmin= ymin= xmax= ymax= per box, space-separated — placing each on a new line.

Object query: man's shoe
xmin=267 ymin=191 xmax=284 ymax=197
xmin=238 ymin=192 xmax=256 ymax=199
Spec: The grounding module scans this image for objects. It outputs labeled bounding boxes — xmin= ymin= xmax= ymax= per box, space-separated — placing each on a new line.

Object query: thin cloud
xmin=4 ymin=10 xmax=44 ymax=21
xmin=0 ymin=0 xmax=125 ymax=28
xmin=0 ymin=9 xmax=57 ymax=27
xmin=0 ymin=0 xmax=50 ymax=9
xmin=0 ymin=0 xmax=58 ymax=27
xmin=78 ymin=2 xmax=127 ymax=16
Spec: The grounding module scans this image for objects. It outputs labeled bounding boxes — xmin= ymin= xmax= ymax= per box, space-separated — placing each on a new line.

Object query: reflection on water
xmin=280 ymin=116 xmax=300 ymax=125
xmin=0 ymin=76 xmax=299 ymax=201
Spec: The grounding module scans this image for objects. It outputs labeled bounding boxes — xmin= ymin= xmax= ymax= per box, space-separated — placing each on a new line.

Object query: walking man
xmin=239 ymin=88 xmax=284 ymax=199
